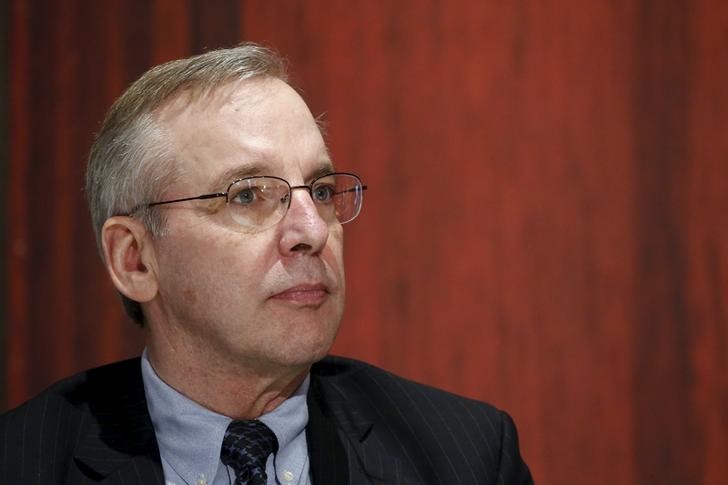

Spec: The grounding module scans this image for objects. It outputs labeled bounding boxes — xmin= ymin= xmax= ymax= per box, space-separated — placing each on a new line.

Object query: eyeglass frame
xmin=128 ymin=171 xmax=367 ymax=229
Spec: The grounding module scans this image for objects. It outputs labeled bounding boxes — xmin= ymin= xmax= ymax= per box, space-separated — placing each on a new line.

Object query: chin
xmin=292 ymin=334 xmax=337 ymax=364
xmin=254 ymin=303 xmax=343 ymax=369
xmin=274 ymin=327 xmax=339 ymax=369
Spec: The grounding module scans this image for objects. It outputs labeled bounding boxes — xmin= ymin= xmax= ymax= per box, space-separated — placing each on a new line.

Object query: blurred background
xmin=3 ymin=1 xmax=728 ymax=484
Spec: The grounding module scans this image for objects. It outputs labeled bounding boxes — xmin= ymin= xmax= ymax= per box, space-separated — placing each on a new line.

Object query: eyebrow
xmin=210 ymin=159 xmax=337 ymax=191
xmin=308 ymin=161 xmax=336 ymax=180
xmin=209 ymin=163 xmax=267 ymax=191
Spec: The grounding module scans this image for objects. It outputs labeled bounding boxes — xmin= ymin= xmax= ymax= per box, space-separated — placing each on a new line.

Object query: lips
xmin=270 ymin=283 xmax=329 ymax=306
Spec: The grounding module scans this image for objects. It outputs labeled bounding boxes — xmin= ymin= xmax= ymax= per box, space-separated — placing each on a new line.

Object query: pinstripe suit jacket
xmin=0 ymin=356 xmax=533 ymax=484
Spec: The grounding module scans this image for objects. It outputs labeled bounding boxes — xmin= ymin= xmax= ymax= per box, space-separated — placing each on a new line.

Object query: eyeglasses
xmin=135 ymin=172 xmax=367 ymax=233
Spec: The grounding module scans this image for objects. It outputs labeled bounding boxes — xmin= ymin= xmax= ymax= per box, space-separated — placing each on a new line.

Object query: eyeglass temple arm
xmin=334 ymin=185 xmax=368 ymax=195
xmin=147 ymin=192 xmax=227 ymax=208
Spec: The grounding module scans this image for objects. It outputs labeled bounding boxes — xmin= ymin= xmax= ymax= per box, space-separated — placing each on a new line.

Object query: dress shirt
xmin=141 ymin=351 xmax=311 ymax=485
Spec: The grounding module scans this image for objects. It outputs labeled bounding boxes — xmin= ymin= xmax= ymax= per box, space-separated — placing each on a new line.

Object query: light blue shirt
xmin=141 ymin=350 xmax=311 ymax=485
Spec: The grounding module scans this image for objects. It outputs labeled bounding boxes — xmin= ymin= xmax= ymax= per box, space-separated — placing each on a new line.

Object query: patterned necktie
xmin=220 ymin=419 xmax=279 ymax=485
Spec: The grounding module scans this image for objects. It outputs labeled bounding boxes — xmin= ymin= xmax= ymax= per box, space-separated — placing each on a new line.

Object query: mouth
xmin=270 ymin=283 xmax=330 ymax=306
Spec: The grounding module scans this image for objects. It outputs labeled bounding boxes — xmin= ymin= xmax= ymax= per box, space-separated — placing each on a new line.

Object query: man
xmin=0 ymin=44 xmax=533 ymax=484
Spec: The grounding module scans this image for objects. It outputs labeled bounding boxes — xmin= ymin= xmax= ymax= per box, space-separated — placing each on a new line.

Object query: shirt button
xmin=283 ymin=470 xmax=295 ymax=481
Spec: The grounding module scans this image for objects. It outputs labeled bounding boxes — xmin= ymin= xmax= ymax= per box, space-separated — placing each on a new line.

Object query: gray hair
xmin=85 ymin=43 xmax=288 ymax=325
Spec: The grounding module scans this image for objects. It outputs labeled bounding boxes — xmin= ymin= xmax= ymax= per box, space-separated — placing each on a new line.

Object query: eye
xmin=231 ymin=187 xmax=260 ymax=206
xmin=312 ymin=184 xmax=336 ymax=203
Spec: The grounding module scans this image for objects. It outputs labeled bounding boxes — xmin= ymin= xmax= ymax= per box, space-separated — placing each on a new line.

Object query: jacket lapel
xmin=70 ymin=358 xmax=165 ymax=484
xmin=308 ymin=359 xmax=421 ymax=484
xmin=307 ymin=385 xmax=352 ymax=485
xmin=73 ymin=422 xmax=164 ymax=484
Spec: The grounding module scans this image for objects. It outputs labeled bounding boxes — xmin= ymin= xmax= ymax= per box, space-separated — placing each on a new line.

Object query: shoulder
xmin=311 ymin=355 xmax=533 ymax=483
xmin=0 ymin=358 xmax=144 ymax=480
xmin=312 ymin=354 xmax=502 ymax=418
xmin=1 ymin=357 xmax=143 ymax=421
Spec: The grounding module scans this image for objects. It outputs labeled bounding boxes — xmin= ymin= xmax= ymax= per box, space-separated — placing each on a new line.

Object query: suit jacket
xmin=0 ymin=356 xmax=533 ymax=484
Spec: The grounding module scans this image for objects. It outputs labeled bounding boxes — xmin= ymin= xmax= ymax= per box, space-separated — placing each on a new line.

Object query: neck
xmin=146 ymin=335 xmax=309 ymax=420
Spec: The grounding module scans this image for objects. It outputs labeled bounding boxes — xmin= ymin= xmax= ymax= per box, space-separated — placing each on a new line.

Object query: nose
xmin=277 ymin=188 xmax=330 ymax=255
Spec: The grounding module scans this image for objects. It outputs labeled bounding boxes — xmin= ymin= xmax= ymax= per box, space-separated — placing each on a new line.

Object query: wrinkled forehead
xmin=152 ymin=76 xmax=331 ymax=188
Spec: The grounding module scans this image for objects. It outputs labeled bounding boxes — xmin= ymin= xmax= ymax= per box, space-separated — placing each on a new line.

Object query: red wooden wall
xmin=5 ymin=1 xmax=728 ymax=484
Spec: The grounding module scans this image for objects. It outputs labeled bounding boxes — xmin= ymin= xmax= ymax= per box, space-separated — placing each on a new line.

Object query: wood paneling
xmin=5 ymin=1 xmax=728 ymax=483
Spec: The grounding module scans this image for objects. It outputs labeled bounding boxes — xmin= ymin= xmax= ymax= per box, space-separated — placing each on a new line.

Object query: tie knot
xmin=221 ymin=420 xmax=278 ymax=485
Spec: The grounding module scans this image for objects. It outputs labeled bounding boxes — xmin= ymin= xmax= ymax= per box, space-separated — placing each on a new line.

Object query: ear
xmin=101 ymin=216 xmax=159 ymax=303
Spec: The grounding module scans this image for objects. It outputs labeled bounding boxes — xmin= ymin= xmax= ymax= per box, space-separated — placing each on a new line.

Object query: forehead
xmin=156 ymin=77 xmax=331 ymax=188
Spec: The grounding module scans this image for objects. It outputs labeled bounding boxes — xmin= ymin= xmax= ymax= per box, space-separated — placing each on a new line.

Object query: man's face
xmin=147 ymin=78 xmax=345 ymax=373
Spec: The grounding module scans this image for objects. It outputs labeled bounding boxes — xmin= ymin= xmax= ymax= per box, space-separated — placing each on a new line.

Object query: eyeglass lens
xmin=226 ymin=173 xmax=363 ymax=231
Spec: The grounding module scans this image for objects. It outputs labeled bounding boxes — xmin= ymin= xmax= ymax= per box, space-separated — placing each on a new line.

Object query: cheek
xmin=156 ymin=242 xmax=220 ymax=307
xmin=154 ymin=228 xmax=264 ymax=313
xmin=191 ymin=234 xmax=272 ymax=297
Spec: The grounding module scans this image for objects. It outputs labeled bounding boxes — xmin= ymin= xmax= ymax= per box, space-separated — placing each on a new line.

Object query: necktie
xmin=221 ymin=420 xmax=279 ymax=485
